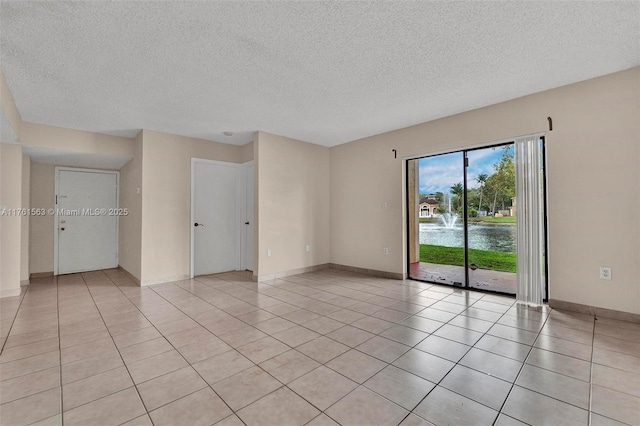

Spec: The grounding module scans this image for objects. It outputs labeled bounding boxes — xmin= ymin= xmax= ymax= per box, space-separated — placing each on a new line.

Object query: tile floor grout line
xmin=221 ymin=277 xmax=532 ymax=425
xmin=428 ymin=295 xmax=578 ymax=423
xmin=306 ymin=292 xmax=520 ymax=425
xmin=55 ymin=276 xmax=64 ymax=426
xmin=72 ymin=271 xmax=152 ymax=424
xmin=587 ymin=314 xmax=597 ymax=425
xmin=389 ymin=294 xmax=524 ymax=425
xmin=256 ymin=272 xmax=448 ymax=319
xmin=81 ymin=273 xmax=640 ymax=425
xmin=387 ymin=292 xmax=518 ymax=423
xmin=492 ymin=304 xmax=553 ymax=425
xmin=0 ymin=334 xmax=59 ymax=359
xmin=218 ymin=275 xmax=384 ymax=315
xmin=114 ymin=274 xmax=249 ymax=424
xmin=98 ymin=273 xmax=217 ymax=422
xmin=219 ymin=280 xmax=381 ymax=424
xmin=93 ymin=280 xmax=165 ymax=425
xmin=0 ymin=286 xmax=28 ymax=356
xmin=138 ymin=275 xmax=420 ymax=423
xmin=145 ymin=275 xmax=405 ymax=423
xmin=496 ymin=307 xmax=625 ymax=423
xmin=145 ymin=274 xmax=381 ymax=368
xmin=218 ymin=272 xmax=477 ymax=335
xmin=0 ymin=280 xmax=61 ymax=423
xmin=6 ymin=270 xmax=637 ymax=426
xmin=1 ymin=291 xmax=60 ymax=420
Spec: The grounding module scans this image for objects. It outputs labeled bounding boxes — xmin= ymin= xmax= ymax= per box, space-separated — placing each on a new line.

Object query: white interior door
xmin=243 ymin=163 xmax=254 ymax=271
xmin=193 ymin=160 xmax=240 ymax=276
xmin=56 ymin=169 xmax=118 ymax=274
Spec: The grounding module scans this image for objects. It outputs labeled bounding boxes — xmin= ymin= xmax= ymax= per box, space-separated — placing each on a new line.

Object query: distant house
xmin=498 ymin=197 xmax=517 ymax=217
xmin=419 ymin=195 xmax=440 ymax=217
xmin=509 ymin=197 xmax=517 ymax=217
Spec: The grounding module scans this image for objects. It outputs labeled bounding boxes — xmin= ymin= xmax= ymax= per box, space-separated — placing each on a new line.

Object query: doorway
xmin=407 ymin=138 xmax=547 ymax=297
xmin=190 ymin=159 xmax=254 ymax=277
xmin=54 ymin=168 xmax=119 ymax=275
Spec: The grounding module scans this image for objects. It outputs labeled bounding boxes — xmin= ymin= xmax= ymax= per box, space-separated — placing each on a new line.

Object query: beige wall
xmin=20 ymin=154 xmax=30 ymax=282
xmin=241 ymin=141 xmax=254 ymax=163
xmin=0 ymin=71 xmax=22 ymax=136
xmin=29 ymin=162 xmax=55 ymax=274
xmin=139 ymin=130 xmax=245 ymax=284
xmin=20 ymin=122 xmax=134 ymax=159
xmin=331 ymin=67 xmax=640 ymax=314
xmin=1 ymin=71 xmax=25 ymax=294
xmin=118 ymin=133 xmax=143 ymax=281
xmin=256 ymin=131 xmax=331 ymax=279
xmin=1 ymin=143 xmax=23 ymax=296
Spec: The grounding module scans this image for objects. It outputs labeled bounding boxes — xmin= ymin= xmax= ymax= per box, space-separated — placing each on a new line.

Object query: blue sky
xmin=418 ymin=145 xmax=513 ymax=195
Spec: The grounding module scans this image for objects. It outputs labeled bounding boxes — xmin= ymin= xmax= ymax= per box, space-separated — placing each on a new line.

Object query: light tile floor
xmin=1 ymin=269 xmax=639 ymax=426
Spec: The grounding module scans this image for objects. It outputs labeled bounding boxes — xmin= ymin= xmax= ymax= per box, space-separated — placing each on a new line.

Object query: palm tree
xmin=476 ymin=173 xmax=488 ymax=212
xmin=450 ymin=182 xmax=463 ymax=212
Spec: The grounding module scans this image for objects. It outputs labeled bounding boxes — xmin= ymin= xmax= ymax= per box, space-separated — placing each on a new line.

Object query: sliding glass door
xmin=409 ymin=152 xmax=466 ymax=287
xmin=407 ymin=138 xmax=546 ymax=297
xmin=466 ymin=145 xmax=517 ymax=293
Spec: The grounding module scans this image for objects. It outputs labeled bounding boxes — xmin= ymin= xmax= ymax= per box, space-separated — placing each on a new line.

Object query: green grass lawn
xmin=418 ymin=217 xmax=439 ymax=223
xmin=471 ymin=216 xmax=516 ymax=224
xmin=419 ymin=244 xmax=516 ymax=273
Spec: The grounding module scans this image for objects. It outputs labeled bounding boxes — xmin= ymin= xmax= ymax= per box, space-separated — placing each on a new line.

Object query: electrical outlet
xmin=382 ymin=201 xmax=388 ymax=210
xmin=383 ymin=247 xmax=389 ymax=255
xmin=306 ymin=245 xmax=310 ymax=252
xmin=599 ymin=267 xmax=611 ymax=280
xmin=267 ymin=249 xmax=272 ymax=257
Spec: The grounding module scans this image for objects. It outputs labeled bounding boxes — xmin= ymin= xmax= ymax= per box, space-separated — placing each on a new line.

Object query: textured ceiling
xmin=1 ymin=1 xmax=638 ymax=147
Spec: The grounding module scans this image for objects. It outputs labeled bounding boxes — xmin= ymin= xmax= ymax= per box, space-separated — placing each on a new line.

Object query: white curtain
xmin=515 ymin=135 xmax=545 ymax=306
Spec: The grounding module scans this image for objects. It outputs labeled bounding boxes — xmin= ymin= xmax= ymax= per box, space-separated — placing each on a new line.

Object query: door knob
xmin=194 ymin=223 xmax=204 ymax=227
xmin=60 ymin=227 xmax=65 ymax=231
xmin=245 ymin=222 xmax=250 ymax=225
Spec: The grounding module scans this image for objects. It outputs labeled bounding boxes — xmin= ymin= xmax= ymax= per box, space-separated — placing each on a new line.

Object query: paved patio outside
xmin=409 ymin=262 xmax=516 ymax=295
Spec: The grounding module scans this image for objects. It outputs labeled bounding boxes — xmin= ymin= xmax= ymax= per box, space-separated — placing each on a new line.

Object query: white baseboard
xmin=255 ymin=264 xmax=331 ymax=282
xmin=29 ymin=271 xmax=54 ymax=279
xmin=141 ymin=274 xmax=190 ymax=286
xmin=549 ymin=298 xmax=640 ymax=323
xmin=0 ymin=287 xmax=22 ymax=298
xmin=329 ymin=263 xmax=404 ymax=280
xmin=117 ymin=266 xmax=141 ymax=285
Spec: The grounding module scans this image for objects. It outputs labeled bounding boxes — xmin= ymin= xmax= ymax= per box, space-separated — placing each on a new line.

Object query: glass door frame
xmin=405 ymin=137 xmax=549 ymax=301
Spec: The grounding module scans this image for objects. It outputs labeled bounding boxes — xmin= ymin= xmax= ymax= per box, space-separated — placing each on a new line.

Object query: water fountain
xmin=440 ymin=212 xmax=458 ymax=228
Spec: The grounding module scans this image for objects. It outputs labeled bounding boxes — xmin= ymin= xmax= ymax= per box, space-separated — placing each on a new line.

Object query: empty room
xmin=0 ymin=1 xmax=639 ymax=426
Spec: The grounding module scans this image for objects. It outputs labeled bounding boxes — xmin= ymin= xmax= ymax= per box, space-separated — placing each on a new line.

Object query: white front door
xmin=56 ymin=169 xmax=118 ymax=274
xmin=192 ymin=160 xmax=240 ymax=276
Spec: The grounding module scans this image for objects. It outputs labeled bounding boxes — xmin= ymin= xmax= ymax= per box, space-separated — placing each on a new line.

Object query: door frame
xmin=53 ymin=167 xmax=120 ymax=276
xmin=240 ymin=161 xmax=254 ymax=272
xmin=189 ymin=158 xmax=253 ymax=278
xmin=404 ymin=136 xmax=549 ymax=300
